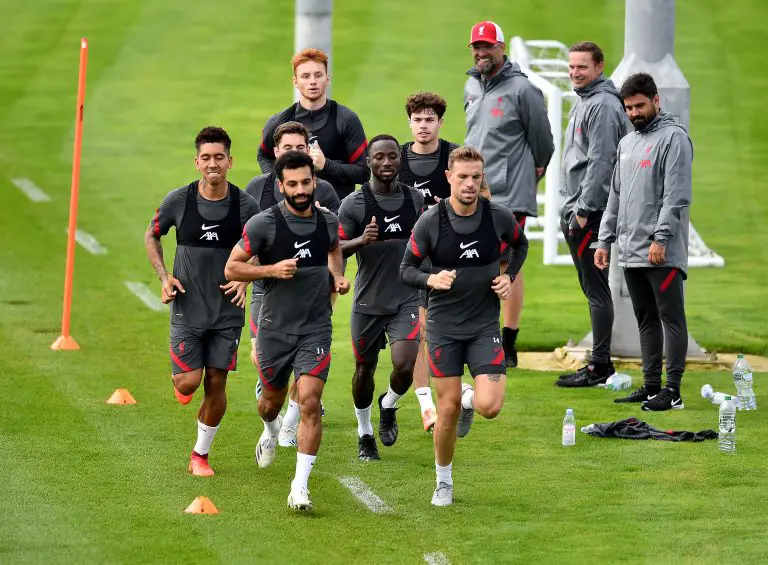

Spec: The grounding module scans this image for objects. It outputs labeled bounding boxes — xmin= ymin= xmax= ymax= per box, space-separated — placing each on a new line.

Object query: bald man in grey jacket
xmin=596 ymin=73 xmax=693 ymax=412
xmin=557 ymin=42 xmax=631 ymax=388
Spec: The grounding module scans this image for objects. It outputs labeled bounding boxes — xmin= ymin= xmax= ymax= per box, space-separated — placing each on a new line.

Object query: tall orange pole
xmin=52 ymin=38 xmax=88 ymax=351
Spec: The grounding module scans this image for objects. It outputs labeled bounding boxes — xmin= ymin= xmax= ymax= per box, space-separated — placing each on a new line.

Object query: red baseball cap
xmin=469 ymin=21 xmax=505 ymax=47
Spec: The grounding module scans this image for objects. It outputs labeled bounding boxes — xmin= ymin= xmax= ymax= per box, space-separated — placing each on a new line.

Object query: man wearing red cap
xmin=464 ymin=21 xmax=554 ymax=368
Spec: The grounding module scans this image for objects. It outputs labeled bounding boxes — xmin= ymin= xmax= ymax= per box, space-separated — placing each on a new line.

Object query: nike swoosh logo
xmin=413 ymin=180 xmax=430 ymax=188
xmin=459 ymin=241 xmax=478 ymax=249
xmin=201 ymin=224 xmax=219 ymax=230
xmin=384 ymin=215 xmax=400 ymax=223
xmin=671 ymin=398 xmax=682 ymax=406
xmin=294 ymin=240 xmax=311 ymax=248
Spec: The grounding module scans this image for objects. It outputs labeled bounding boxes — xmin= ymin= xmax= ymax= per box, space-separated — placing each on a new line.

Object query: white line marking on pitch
xmin=11 ymin=178 xmax=51 ymax=202
xmin=65 ymin=228 xmax=107 ymax=255
xmin=124 ymin=281 xmax=167 ymax=312
xmin=423 ymin=552 xmax=450 ymax=565
xmin=337 ymin=476 xmax=393 ymax=514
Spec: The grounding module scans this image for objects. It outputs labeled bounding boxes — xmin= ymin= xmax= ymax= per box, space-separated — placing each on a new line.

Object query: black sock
xmin=590 ymin=361 xmax=613 ymax=376
xmin=502 ymin=327 xmax=518 ymax=355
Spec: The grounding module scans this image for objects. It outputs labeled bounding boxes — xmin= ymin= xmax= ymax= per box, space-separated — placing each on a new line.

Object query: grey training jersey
xmin=405 ymin=142 xmax=460 ymax=178
xmin=245 ymin=173 xmax=340 ymax=299
xmin=400 ymin=200 xmax=528 ymax=338
xmin=238 ymin=201 xmax=339 ymax=336
xmin=150 ymin=185 xmax=260 ymax=329
xmin=338 ymin=184 xmax=424 ymax=315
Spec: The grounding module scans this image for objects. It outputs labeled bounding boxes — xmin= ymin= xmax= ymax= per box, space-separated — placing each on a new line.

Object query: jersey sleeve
xmin=148 ymin=188 xmax=185 ymax=237
xmin=320 ymin=106 xmax=371 ymax=186
xmin=239 ymin=191 xmax=261 ymax=226
xmin=245 ymin=175 xmax=265 ymax=202
xmin=490 ymin=203 xmax=529 ymax=279
xmin=337 ymin=192 xmax=364 ymax=241
xmin=238 ymin=210 xmax=276 ymax=258
xmin=399 ymin=209 xmax=436 ymax=289
xmin=410 ymin=187 xmax=425 ymax=216
xmin=316 ymin=179 xmax=341 ymax=214
xmin=257 ymin=113 xmax=281 ymax=174
xmin=321 ymin=210 xmax=340 ymax=250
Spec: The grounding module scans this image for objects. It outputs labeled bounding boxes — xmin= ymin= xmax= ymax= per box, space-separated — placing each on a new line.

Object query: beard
xmin=632 ymin=111 xmax=657 ymax=131
xmin=286 ymin=193 xmax=312 ymax=211
xmin=475 ymin=57 xmax=499 ymax=76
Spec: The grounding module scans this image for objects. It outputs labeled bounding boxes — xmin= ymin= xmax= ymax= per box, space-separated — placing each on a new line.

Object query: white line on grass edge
xmin=124 ymin=281 xmax=166 ymax=312
xmin=423 ymin=552 xmax=450 ymax=565
xmin=11 ymin=178 xmax=51 ymax=202
xmin=65 ymin=228 xmax=107 ymax=255
xmin=337 ymin=476 xmax=393 ymax=514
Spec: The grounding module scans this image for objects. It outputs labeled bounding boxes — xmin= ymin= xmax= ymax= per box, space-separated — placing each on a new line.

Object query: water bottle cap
xmin=724 ymin=395 xmax=732 ymax=400
xmin=566 ymin=408 xmax=573 ymax=415
xmin=737 ymin=354 xmax=744 ymax=359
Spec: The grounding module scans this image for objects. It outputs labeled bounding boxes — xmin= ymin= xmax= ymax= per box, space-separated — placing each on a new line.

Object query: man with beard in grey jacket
xmin=595 ymin=73 xmax=693 ymax=412
xmin=464 ymin=21 xmax=554 ymax=368
xmin=557 ymin=42 xmax=631 ymax=388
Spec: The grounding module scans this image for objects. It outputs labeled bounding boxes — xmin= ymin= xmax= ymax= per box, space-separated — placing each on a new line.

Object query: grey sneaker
xmin=431 ymin=481 xmax=454 ymax=506
xmin=457 ymin=384 xmax=474 ymax=438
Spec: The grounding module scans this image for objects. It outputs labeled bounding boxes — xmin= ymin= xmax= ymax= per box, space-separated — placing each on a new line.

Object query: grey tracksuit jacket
xmin=598 ymin=113 xmax=694 ymax=275
xmin=464 ymin=57 xmax=554 ymax=216
xmin=561 ymin=75 xmax=631 ymax=224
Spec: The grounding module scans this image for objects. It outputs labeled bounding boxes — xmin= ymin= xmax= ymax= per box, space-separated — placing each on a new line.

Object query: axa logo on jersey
xmin=413 ymin=180 xmax=432 ymax=198
xmin=384 ymin=215 xmax=402 ymax=233
xmin=459 ymin=240 xmax=479 ymax=259
xmin=200 ymin=223 xmax=219 ymax=241
xmin=293 ymin=240 xmax=312 ymax=259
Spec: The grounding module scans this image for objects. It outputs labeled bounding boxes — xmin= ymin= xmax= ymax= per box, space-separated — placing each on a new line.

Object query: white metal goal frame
xmin=509 ymin=36 xmax=725 ymax=268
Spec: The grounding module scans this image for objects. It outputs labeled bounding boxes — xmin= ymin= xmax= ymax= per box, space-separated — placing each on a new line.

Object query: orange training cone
xmin=184 ymin=496 xmax=219 ymax=515
xmin=106 ymin=388 xmax=137 ymax=405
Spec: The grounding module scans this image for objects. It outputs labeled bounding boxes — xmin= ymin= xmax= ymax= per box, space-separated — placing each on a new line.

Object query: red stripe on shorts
xmin=428 ymin=351 xmax=446 ymax=377
xmin=226 ymin=350 xmax=238 ymax=371
xmin=309 ymin=353 xmax=331 ymax=376
xmin=351 ymin=340 xmax=364 ymax=362
xmin=170 ymin=346 xmax=193 ymax=373
xmin=407 ymin=321 xmax=420 ymax=340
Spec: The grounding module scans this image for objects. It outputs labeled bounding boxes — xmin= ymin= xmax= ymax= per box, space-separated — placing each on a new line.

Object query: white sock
xmin=381 ymin=386 xmax=403 ymax=409
xmin=355 ymin=404 xmax=374 ymax=437
xmin=292 ymin=452 xmax=317 ymax=491
xmin=193 ymin=421 xmax=219 ymax=455
xmin=415 ymin=386 xmax=436 ymax=413
xmin=283 ymin=399 xmax=300 ymax=428
xmin=436 ymin=461 xmax=453 ymax=486
xmin=461 ymin=387 xmax=475 ymax=410
xmin=263 ymin=416 xmax=281 ymax=436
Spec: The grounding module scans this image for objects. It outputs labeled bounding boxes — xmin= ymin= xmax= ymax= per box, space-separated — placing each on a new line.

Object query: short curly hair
xmin=405 ymin=91 xmax=447 ymax=119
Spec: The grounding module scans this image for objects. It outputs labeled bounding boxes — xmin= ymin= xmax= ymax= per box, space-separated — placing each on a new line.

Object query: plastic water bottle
xmin=733 ymin=354 xmax=757 ymax=411
xmin=718 ymin=396 xmax=736 ymax=454
xmin=605 ymin=373 xmax=632 ymax=391
xmin=701 ymin=384 xmax=732 ymax=406
xmin=562 ymin=408 xmax=576 ymax=446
